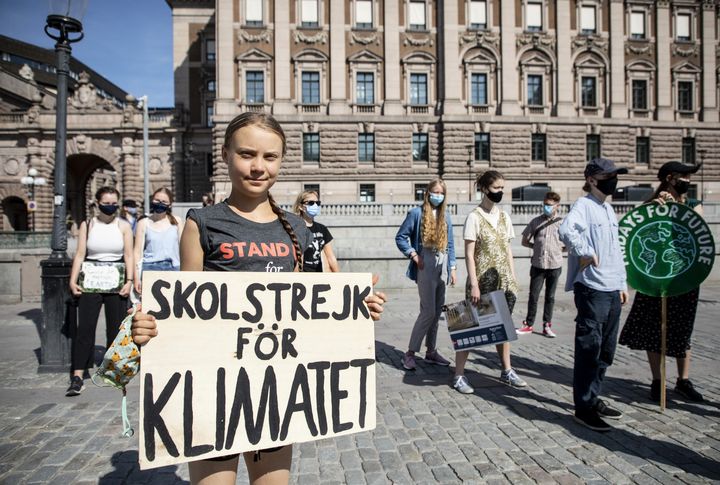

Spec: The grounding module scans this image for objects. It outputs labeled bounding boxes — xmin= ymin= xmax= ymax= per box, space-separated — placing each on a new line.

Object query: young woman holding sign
xmin=131 ymin=112 xmax=386 ymax=485
xmin=619 ymin=161 xmax=704 ymax=403
xmin=67 ymin=186 xmax=134 ymax=396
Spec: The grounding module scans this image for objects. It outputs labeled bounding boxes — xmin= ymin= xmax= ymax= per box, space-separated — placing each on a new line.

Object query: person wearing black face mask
xmin=559 ymin=157 xmax=629 ymax=432
xmin=620 ymin=161 xmax=705 ymax=404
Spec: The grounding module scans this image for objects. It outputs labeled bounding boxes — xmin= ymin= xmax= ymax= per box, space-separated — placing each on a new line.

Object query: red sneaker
xmin=516 ymin=322 xmax=534 ymax=335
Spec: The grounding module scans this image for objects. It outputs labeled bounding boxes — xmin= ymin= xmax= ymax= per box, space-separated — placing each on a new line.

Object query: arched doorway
xmin=67 ymin=154 xmax=117 ymax=229
xmin=1 ymin=196 xmax=29 ymax=231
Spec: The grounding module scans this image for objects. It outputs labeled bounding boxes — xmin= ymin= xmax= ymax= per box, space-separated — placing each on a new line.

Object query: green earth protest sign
xmin=618 ymin=202 xmax=715 ymax=297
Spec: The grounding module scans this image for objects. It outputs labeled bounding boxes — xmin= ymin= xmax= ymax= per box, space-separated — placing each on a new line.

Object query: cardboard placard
xmin=443 ymin=290 xmax=517 ymax=351
xmin=138 ymin=271 xmax=376 ymax=469
xmin=79 ymin=261 xmax=125 ymax=293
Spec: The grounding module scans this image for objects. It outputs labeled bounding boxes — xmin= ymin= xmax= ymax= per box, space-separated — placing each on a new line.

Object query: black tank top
xmin=187 ymin=202 xmax=312 ymax=273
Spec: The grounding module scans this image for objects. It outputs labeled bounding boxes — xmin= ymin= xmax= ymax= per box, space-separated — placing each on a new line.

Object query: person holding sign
xmin=67 ymin=186 xmax=134 ymax=397
xmin=131 ymin=112 xmax=387 ymax=485
xmin=395 ymin=178 xmax=456 ymax=371
xmin=559 ymin=158 xmax=629 ymax=432
xmin=453 ymin=170 xmax=527 ymax=394
xmin=619 ymin=161 xmax=704 ymax=403
xmin=292 ymin=189 xmax=340 ymax=273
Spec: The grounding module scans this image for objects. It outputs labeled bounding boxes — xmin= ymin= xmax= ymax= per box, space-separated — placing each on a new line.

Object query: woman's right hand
xmin=69 ymin=281 xmax=82 ymax=297
xmin=469 ymin=284 xmax=481 ymax=304
xmin=131 ymin=305 xmax=157 ymax=346
xmin=413 ymin=254 xmax=424 ymax=270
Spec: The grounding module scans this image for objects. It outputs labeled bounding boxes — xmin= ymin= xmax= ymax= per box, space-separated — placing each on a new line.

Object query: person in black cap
xmin=120 ymin=199 xmax=138 ymax=234
xmin=559 ymin=157 xmax=629 ymax=432
xmin=619 ymin=161 xmax=704 ymax=403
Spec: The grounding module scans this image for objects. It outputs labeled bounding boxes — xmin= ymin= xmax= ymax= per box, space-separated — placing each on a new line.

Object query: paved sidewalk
xmin=0 ymin=284 xmax=719 ymax=484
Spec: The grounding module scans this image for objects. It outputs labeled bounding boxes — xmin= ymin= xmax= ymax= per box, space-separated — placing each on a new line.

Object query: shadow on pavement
xmin=99 ymin=450 xmax=189 ymax=485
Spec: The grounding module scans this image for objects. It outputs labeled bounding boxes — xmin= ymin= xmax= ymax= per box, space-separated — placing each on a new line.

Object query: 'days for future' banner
xmin=138 ymin=271 xmax=376 ymax=469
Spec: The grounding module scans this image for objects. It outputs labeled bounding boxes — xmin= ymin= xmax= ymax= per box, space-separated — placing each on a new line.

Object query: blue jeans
xmin=573 ymin=283 xmax=622 ymax=412
xmin=142 ymin=260 xmax=179 ymax=272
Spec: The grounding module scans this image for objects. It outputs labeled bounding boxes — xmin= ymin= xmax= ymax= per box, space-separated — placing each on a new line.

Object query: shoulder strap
xmin=532 ymin=217 xmax=560 ymax=238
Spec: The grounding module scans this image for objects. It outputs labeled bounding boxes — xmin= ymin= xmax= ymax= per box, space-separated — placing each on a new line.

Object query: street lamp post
xmin=39 ymin=1 xmax=87 ymax=373
xmin=467 ymin=145 xmax=474 ymax=202
xmin=697 ymin=148 xmax=706 ymax=201
xmin=20 ymin=168 xmax=47 ymax=231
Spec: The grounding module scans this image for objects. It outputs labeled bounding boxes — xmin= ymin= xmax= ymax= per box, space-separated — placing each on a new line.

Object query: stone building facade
xmin=170 ymin=0 xmax=720 ymax=205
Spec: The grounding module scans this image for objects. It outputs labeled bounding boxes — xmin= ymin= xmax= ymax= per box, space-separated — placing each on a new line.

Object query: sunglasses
xmin=302 ymin=200 xmax=321 ymax=206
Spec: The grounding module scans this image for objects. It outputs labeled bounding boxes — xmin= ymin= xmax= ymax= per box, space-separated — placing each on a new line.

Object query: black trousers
xmin=71 ymin=293 xmax=128 ymax=372
xmin=524 ymin=266 xmax=562 ymax=325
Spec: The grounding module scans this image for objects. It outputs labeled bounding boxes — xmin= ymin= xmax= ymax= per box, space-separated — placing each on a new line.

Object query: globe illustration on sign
xmin=629 ymin=221 xmax=696 ymax=279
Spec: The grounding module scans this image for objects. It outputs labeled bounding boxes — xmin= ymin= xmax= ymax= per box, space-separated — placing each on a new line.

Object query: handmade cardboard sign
xmin=138 ymin=271 xmax=376 ymax=469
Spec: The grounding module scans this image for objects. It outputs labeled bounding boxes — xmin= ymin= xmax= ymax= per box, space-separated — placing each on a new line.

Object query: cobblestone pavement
xmin=0 ymin=284 xmax=719 ymax=484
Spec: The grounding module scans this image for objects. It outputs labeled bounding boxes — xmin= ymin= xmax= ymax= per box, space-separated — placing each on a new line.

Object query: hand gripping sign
xmin=139 ymin=271 xmax=376 ymax=469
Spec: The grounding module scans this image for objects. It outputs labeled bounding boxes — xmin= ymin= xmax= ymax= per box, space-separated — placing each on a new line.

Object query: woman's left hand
xmin=365 ymin=274 xmax=388 ymax=321
xmin=449 ymin=269 xmax=457 ymax=286
xmin=119 ymin=281 xmax=132 ymax=297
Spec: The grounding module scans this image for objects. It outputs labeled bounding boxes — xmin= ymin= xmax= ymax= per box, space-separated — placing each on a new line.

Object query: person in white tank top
xmin=66 ymin=187 xmax=134 ymax=397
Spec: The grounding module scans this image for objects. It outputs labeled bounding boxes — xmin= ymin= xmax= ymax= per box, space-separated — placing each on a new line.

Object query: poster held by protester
xmin=138 ymin=271 xmax=376 ymax=469
xmin=442 ymin=290 xmax=518 ymax=351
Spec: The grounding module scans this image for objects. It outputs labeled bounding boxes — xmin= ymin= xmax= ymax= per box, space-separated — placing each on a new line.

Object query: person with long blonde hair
xmin=395 ymin=178 xmax=457 ymax=370
xmin=292 ymin=189 xmax=340 ymax=272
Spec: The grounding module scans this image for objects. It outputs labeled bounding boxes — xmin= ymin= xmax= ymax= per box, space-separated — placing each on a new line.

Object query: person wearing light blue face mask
xmin=519 ymin=191 xmax=565 ymax=339
xmin=396 ymin=178 xmax=457 ymax=371
xmin=293 ymin=190 xmax=340 ymax=272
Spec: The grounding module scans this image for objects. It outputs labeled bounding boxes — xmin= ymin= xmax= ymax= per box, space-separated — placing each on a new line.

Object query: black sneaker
xmin=595 ymin=399 xmax=623 ymax=419
xmin=675 ymin=379 xmax=704 ymax=402
xmin=650 ymin=380 xmax=661 ymax=402
xmin=65 ymin=376 xmax=84 ymax=397
xmin=573 ymin=409 xmax=611 ymax=432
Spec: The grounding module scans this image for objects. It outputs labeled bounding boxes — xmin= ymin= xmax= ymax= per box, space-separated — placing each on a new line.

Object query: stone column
xmin=500 ymin=0 xmax=521 ymax=115
xmin=329 ymin=0 xmax=350 ymax=114
xmin=172 ymin=14 xmax=190 ymax=109
xmin=609 ymin=0 xmax=627 ymax=117
xmin=656 ymin=1 xmax=673 ymax=120
xmin=383 ymin=0 xmax=403 ymax=115
xmin=702 ymin=0 xmax=718 ymax=122
xmin=273 ymin=0 xmax=295 ymax=114
xmin=215 ymin=0 xmax=236 ymax=119
xmin=556 ymin=0 xmax=574 ymax=116
xmin=440 ymin=0 xmax=464 ymax=114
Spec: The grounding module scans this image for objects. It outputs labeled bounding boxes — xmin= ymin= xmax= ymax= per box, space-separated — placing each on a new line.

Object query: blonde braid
xmin=268 ymin=194 xmax=303 ymax=271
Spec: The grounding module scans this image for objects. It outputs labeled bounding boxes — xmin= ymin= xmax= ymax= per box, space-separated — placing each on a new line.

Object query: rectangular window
xmin=304 ymin=183 xmax=320 ymax=195
xmin=676 ymin=13 xmax=691 ymax=41
xmin=206 ymin=102 xmax=213 ymax=127
xmin=408 ymin=1 xmax=426 ymax=30
xmin=469 ymin=0 xmax=487 ymax=29
xmin=586 ymin=134 xmax=601 ymax=162
xmin=526 ymin=2 xmax=543 ymax=32
xmin=412 ymin=133 xmax=429 ymax=162
xmin=206 ymin=153 xmax=214 ymax=177
xmin=531 ymin=133 xmax=546 ymax=162
xmin=359 ymin=184 xmax=375 ymax=202
xmin=678 ymin=81 xmax=693 ymax=112
xmin=246 ymin=71 xmax=264 ymax=104
xmin=527 ymin=74 xmax=543 ymax=106
xmin=246 ymin=0 xmax=263 ymax=26
xmin=682 ymin=137 xmax=695 ymax=165
xmin=414 ymin=183 xmax=425 ymax=201
xmin=630 ymin=11 xmax=645 ymax=39
xmin=632 ymin=79 xmax=647 ymax=110
xmin=303 ymin=133 xmax=320 ymax=162
xmin=474 ymin=132 xmax=490 ymax=161
xmin=355 ymin=0 xmax=373 ymax=28
xmin=580 ymin=6 xmax=596 ymax=34
xmin=358 ymin=133 xmax=375 ymax=162
xmin=470 ymin=73 xmax=487 ymax=105
xmin=301 ymin=72 xmax=320 ymax=104
xmin=205 ymin=39 xmax=215 ymax=62
xmin=207 ymin=80 xmax=216 ymax=92
xmin=356 ymin=72 xmax=375 ymax=104
xmin=636 ymin=137 xmax=650 ymax=164
xmin=301 ymin=0 xmax=319 ymax=27
xmin=410 ymin=73 xmax=428 ymax=105
xmin=581 ymin=76 xmax=597 ymax=107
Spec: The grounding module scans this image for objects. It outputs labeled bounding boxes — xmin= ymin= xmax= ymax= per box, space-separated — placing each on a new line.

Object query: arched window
xmin=626 ymin=60 xmax=655 ymax=119
xmin=292 ymin=49 xmax=329 ymax=114
xmin=573 ymin=51 xmax=607 ymax=116
xmin=401 ymin=52 xmax=436 ymax=115
xmin=519 ymin=49 xmax=554 ymax=115
xmin=672 ymin=62 xmax=701 ymax=121
xmin=462 ymin=47 xmax=498 ymax=114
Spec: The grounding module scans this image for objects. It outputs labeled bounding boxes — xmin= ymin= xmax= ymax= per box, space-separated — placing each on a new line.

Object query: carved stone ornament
xmin=18 ymin=64 xmax=34 ymax=82
xmin=294 ymin=31 xmax=328 ymax=44
xmin=4 ymin=158 xmax=20 ymax=176
xmin=572 ymin=35 xmax=608 ymax=55
xmin=459 ymin=31 xmax=499 ymax=47
xmin=149 ymin=157 xmax=163 ymax=175
xmin=703 ymin=0 xmax=717 ymax=10
xmin=672 ymin=43 xmax=699 ymax=57
xmin=350 ymin=32 xmax=379 ymax=46
xmin=403 ymin=34 xmax=433 ymax=47
xmin=26 ymin=104 xmax=40 ymax=124
xmin=625 ymin=42 xmax=653 ymax=55
xmin=69 ymin=71 xmax=98 ymax=109
xmin=516 ymin=32 xmax=556 ymax=50
xmin=238 ymin=30 xmax=272 ymax=43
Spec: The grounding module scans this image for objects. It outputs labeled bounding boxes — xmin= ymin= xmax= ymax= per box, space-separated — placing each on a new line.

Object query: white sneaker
xmin=453 ymin=375 xmax=474 ymax=394
xmin=500 ymin=368 xmax=528 ymax=388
